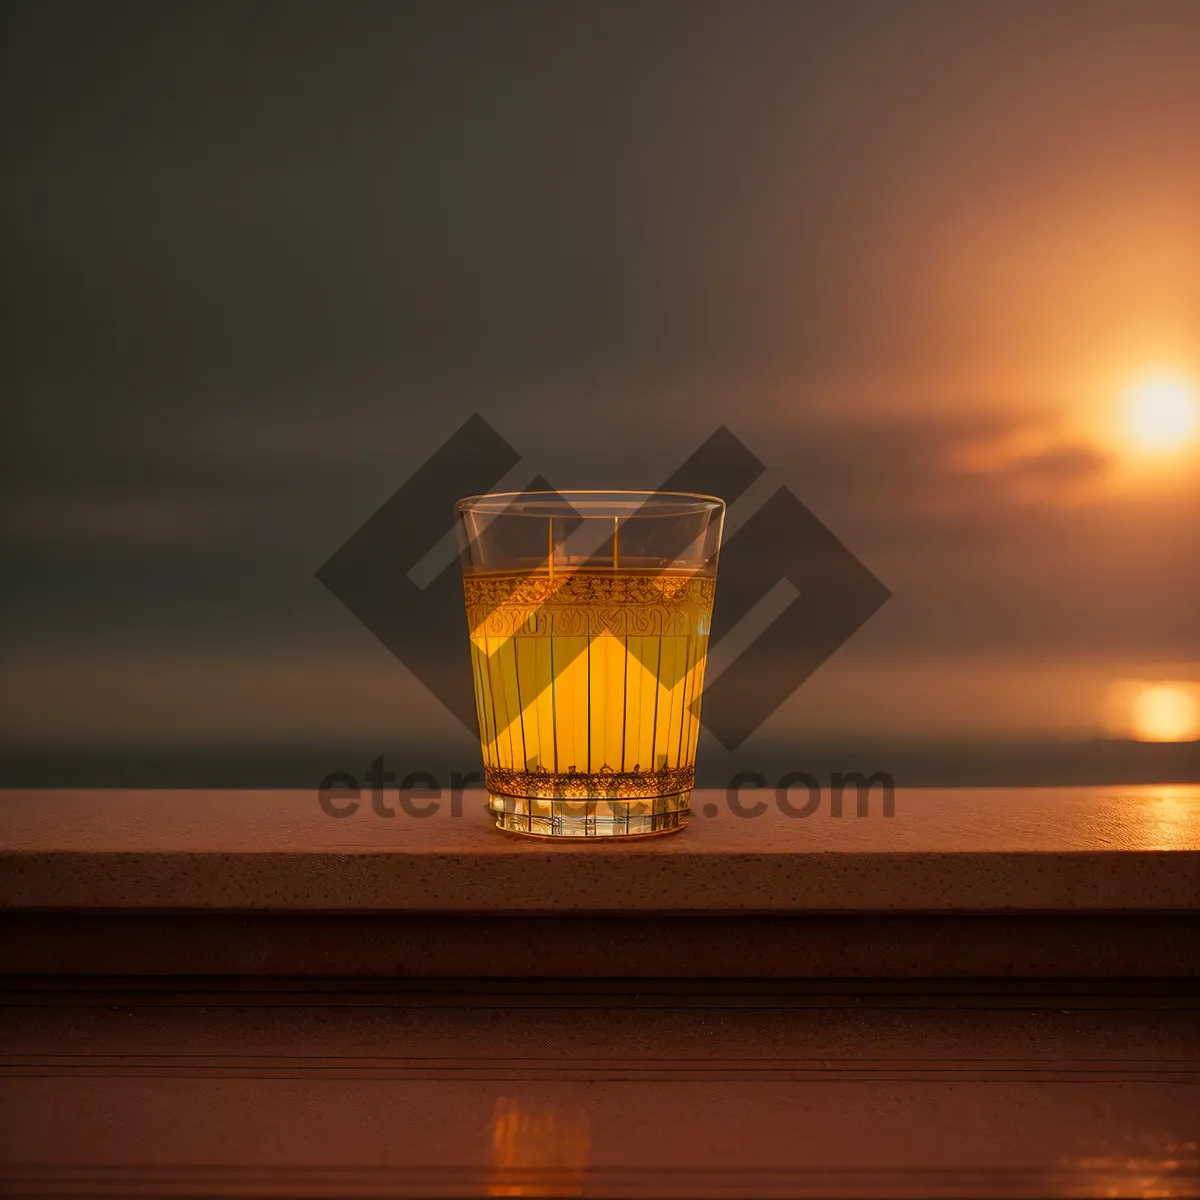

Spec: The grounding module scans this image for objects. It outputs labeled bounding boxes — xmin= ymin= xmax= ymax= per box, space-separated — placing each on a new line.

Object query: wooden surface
xmin=1 ymin=978 xmax=1197 ymax=1198
xmin=3 ymin=791 xmax=1198 ymax=1192
xmin=2 ymin=786 xmax=1198 ymax=914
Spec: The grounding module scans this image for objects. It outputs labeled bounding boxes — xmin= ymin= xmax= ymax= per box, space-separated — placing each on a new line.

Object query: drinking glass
xmin=455 ymin=491 xmax=724 ymax=837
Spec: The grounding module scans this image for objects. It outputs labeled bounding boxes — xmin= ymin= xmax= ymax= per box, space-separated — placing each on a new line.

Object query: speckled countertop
xmin=1 ymin=786 xmax=1197 ymax=913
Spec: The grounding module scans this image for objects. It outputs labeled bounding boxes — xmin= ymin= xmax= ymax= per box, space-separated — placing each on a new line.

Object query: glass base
xmin=487 ymin=792 xmax=690 ymax=839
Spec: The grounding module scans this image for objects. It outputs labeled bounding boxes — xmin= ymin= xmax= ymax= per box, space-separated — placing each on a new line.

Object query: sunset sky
xmin=2 ymin=1 xmax=1197 ymax=782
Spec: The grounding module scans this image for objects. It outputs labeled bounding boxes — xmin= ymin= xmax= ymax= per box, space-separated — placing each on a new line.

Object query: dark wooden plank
xmin=4 ymin=913 xmax=1199 ymax=978
xmin=1 ymin=980 xmax=1196 ymax=1198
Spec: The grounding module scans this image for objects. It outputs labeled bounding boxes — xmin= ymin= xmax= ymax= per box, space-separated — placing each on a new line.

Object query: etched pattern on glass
xmin=465 ymin=570 xmax=714 ymax=835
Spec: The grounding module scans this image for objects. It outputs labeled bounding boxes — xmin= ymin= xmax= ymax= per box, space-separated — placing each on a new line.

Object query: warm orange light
xmin=1123 ymin=374 xmax=1198 ymax=451
xmin=489 ymin=1098 xmax=590 ymax=1197
xmin=1130 ymin=684 xmax=1200 ymax=743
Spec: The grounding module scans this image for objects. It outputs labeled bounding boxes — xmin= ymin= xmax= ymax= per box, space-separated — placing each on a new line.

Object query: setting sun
xmin=1130 ymin=684 xmax=1200 ymax=743
xmin=1123 ymin=374 xmax=1199 ymax=451
xmin=1104 ymin=680 xmax=1200 ymax=743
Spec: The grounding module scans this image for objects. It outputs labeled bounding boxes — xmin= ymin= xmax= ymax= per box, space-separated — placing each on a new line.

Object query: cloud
xmin=944 ymin=422 xmax=1115 ymax=505
xmin=1 ymin=404 xmax=1193 ymax=660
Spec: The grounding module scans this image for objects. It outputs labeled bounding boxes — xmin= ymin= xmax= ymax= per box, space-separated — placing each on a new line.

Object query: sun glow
xmin=1104 ymin=680 xmax=1200 ymax=743
xmin=1125 ymin=684 xmax=1200 ymax=743
xmin=1123 ymin=374 xmax=1198 ymax=451
xmin=1132 ymin=685 xmax=1200 ymax=743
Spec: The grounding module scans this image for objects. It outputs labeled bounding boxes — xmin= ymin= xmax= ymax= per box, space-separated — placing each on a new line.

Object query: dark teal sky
xmin=2 ymin=1 xmax=1198 ymax=776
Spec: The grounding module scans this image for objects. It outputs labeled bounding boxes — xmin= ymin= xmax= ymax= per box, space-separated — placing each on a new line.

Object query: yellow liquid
xmin=464 ymin=568 xmax=714 ymax=801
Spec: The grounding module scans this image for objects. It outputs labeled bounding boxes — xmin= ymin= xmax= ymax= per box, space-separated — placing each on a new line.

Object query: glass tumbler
xmin=455 ymin=491 xmax=724 ymax=838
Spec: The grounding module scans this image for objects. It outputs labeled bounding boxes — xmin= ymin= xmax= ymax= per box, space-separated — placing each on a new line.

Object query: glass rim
xmin=456 ymin=490 xmax=725 ymax=517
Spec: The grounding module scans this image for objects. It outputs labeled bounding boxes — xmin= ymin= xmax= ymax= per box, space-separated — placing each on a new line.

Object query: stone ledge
xmin=1 ymin=787 xmax=1197 ymax=914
